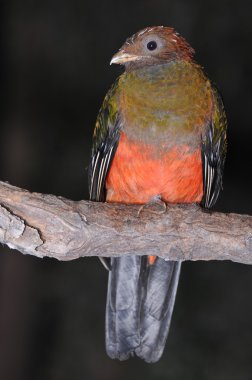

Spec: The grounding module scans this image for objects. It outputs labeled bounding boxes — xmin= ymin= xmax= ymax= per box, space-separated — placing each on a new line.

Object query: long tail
xmin=105 ymin=256 xmax=181 ymax=363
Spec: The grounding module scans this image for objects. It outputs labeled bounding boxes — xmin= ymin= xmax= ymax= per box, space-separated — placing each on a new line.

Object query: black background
xmin=0 ymin=1 xmax=251 ymax=379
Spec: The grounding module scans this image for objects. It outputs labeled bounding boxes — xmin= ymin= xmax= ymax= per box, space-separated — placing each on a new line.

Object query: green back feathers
xmin=92 ymin=79 xmax=120 ymax=153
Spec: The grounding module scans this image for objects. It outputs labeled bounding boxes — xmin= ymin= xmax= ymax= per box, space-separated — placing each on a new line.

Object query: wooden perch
xmin=0 ymin=181 xmax=251 ymax=264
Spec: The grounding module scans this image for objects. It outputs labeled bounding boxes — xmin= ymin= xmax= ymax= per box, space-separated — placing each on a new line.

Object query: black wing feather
xmin=201 ymin=87 xmax=227 ymax=209
xmin=89 ymin=126 xmax=120 ymax=202
xmin=88 ymin=83 xmax=121 ymax=269
xmin=89 ymin=83 xmax=121 ymax=202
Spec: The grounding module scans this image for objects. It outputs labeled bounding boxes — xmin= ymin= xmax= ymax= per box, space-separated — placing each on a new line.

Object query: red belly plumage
xmin=106 ymin=133 xmax=203 ymax=204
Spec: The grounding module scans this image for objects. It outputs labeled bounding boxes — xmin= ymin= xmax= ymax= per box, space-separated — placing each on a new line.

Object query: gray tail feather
xmin=105 ymin=256 xmax=181 ymax=363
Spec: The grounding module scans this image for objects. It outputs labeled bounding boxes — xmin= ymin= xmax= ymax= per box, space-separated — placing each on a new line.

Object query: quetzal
xmin=89 ymin=26 xmax=227 ymax=363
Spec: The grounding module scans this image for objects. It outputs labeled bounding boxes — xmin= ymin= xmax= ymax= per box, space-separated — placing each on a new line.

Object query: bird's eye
xmin=147 ymin=41 xmax=157 ymax=51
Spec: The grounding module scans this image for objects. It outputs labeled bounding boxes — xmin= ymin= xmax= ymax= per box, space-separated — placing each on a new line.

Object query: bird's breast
xmin=106 ymin=132 xmax=203 ymax=204
xmin=118 ymin=61 xmax=213 ymax=149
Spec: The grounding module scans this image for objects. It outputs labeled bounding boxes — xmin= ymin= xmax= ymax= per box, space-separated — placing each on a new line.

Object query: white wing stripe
xmin=95 ymin=146 xmax=114 ymax=200
xmin=97 ymin=155 xmax=107 ymax=200
xmin=90 ymin=150 xmax=100 ymax=197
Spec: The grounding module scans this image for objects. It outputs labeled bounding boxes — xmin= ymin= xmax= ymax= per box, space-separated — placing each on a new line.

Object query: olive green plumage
xmin=118 ymin=61 xmax=212 ymax=142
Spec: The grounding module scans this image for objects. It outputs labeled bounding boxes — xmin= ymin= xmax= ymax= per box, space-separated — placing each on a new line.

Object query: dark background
xmin=0 ymin=1 xmax=251 ymax=379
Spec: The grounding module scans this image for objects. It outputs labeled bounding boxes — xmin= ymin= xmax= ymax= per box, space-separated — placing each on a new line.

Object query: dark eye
xmin=147 ymin=40 xmax=157 ymax=51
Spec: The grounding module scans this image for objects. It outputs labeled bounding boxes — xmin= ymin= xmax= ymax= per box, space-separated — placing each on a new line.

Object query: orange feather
xmin=106 ymin=133 xmax=203 ymax=204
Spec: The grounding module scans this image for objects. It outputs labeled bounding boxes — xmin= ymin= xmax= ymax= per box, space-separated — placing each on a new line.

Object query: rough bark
xmin=0 ymin=181 xmax=251 ymax=264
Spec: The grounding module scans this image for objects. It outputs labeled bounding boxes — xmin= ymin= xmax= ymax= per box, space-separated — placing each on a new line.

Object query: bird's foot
xmin=137 ymin=195 xmax=167 ymax=217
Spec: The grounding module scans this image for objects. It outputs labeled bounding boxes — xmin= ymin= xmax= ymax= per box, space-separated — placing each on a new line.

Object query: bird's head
xmin=110 ymin=26 xmax=195 ymax=70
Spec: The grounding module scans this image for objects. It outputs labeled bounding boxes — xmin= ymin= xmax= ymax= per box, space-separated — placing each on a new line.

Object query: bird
xmin=88 ymin=26 xmax=227 ymax=363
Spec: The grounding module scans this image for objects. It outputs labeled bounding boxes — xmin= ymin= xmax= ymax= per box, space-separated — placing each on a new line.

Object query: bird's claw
xmin=137 ymin=195 xmax=167 ymax=217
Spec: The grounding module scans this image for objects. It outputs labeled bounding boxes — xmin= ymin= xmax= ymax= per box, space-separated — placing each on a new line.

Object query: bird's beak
xmin=110 ymin=51 xmax=140 ymax=65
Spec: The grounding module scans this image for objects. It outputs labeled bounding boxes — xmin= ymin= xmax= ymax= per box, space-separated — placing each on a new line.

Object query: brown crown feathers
xmin=111 ymin=26 xmax=195 ymax=69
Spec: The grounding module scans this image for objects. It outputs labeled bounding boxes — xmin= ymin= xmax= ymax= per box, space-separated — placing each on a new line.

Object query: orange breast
xmin=106 ymin=133 xmax=203 ymax=204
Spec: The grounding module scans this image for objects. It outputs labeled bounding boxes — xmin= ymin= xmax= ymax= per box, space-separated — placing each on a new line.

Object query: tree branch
xmin=0 ymin=181 xmax=251 ymax=264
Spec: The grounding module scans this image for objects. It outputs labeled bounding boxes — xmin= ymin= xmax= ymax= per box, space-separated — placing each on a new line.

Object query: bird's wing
xmin=89 ymin=80 xmax=121 ymax=202
xmin=201 ymin=86 xmax=227 ymax=208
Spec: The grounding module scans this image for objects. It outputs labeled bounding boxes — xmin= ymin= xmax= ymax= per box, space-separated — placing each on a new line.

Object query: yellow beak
xmin=110 ymin=51 xmax=141 ymax=65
